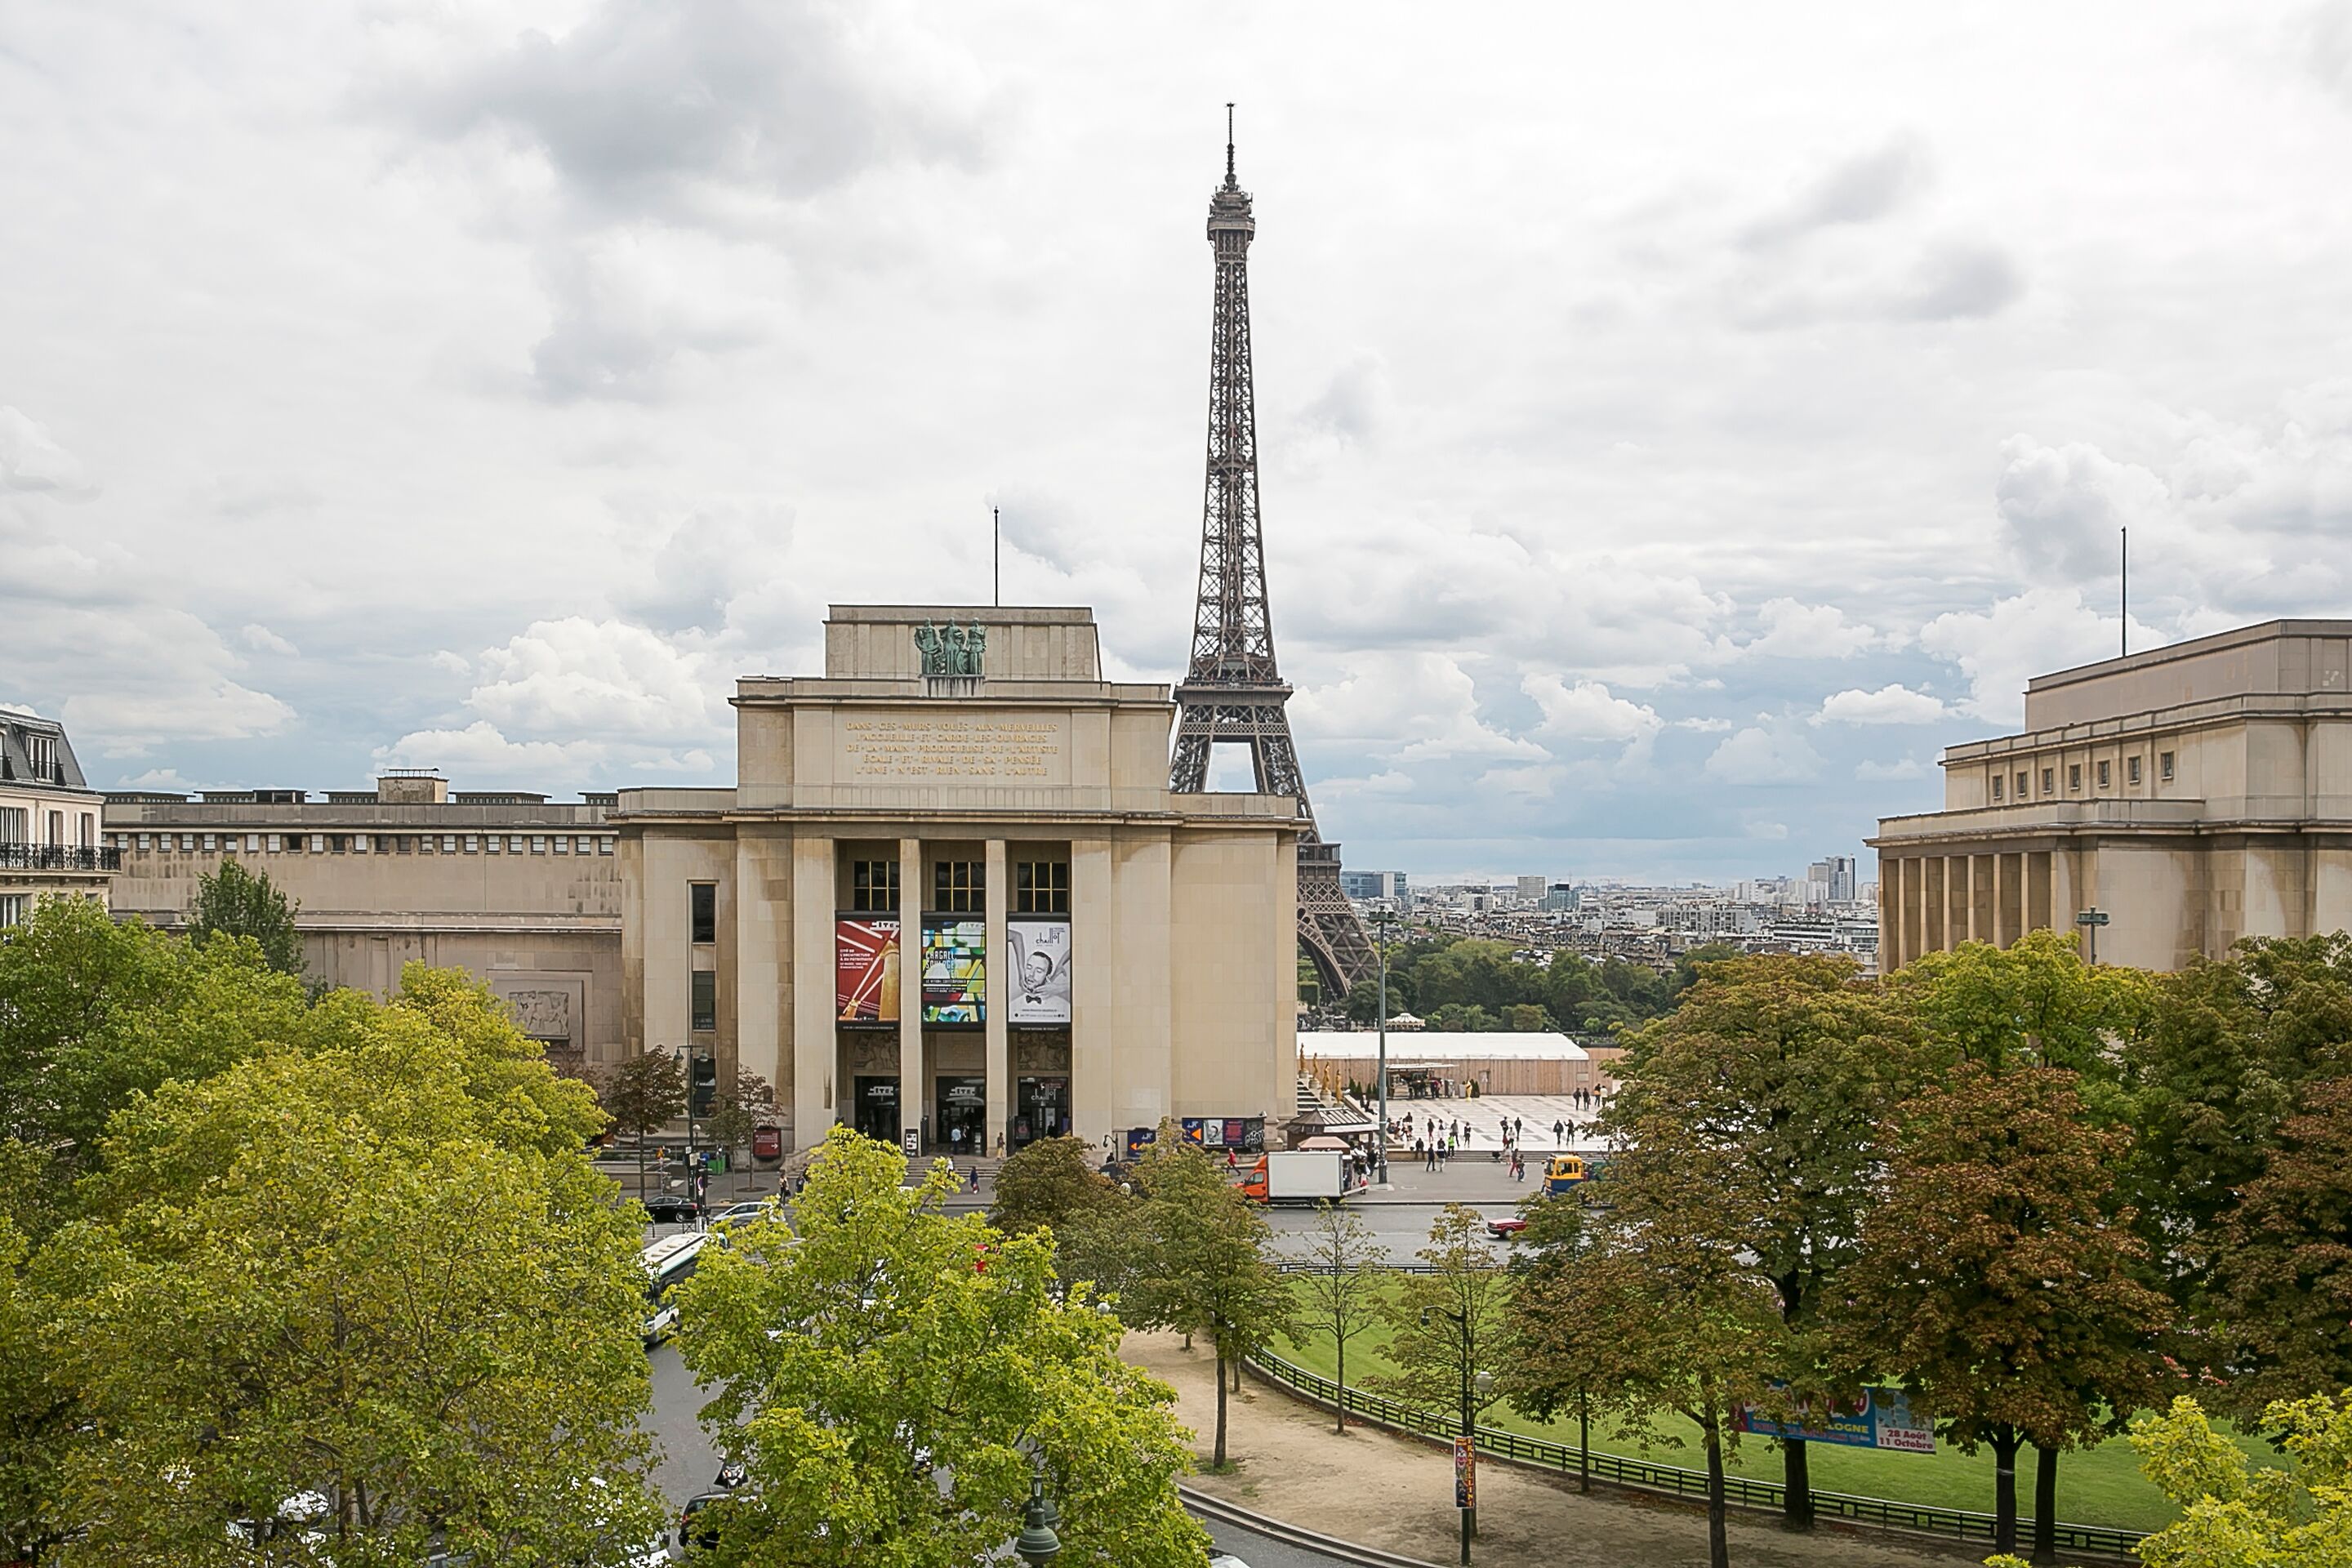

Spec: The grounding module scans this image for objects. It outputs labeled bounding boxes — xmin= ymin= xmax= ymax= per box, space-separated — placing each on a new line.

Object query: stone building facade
xmin=616 ymin=604 xmax=1300 ymax=1157
xmin=104 ymin=775 xmax=621 ymax=1071
xmin=1873 ymin=619 xmax=2352 ymax=971
xmin=0 ymin=710 xmax=117 ymax=923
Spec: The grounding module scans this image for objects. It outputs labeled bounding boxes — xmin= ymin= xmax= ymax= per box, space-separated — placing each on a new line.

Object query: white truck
xmin=1239 ymin=1150 xmax=1356 ymax=1204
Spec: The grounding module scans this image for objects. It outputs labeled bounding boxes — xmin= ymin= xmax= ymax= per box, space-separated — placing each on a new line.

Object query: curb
xmin=1180 ymin=1485 xmax=1446 ymax=1568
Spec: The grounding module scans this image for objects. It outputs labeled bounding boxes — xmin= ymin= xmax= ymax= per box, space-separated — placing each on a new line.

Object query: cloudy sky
xmin=8 ymin=2 xmax=2352 ymax=883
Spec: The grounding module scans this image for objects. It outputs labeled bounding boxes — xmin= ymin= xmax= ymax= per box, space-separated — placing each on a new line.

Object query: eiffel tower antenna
xmin=1168 ymin=111 xmax=1378 ymax=999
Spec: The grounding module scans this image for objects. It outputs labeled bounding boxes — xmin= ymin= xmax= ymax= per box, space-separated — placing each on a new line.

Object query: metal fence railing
xmin=1243 ymin=1348 xmax=2149 ymax=1561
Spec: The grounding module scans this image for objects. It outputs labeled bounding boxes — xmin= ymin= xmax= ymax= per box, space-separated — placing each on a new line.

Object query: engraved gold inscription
xmin=842 ymin=718 xmax=1061 ymax=779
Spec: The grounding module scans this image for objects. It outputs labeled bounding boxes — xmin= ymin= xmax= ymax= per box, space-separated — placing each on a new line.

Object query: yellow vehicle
xmin=1543 ymin=1153 xmax=1588 ymax=1196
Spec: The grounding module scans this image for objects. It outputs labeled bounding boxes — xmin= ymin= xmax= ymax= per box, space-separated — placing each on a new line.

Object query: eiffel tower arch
xmin=1167 ymin=115 xmax=1379 ymax=1001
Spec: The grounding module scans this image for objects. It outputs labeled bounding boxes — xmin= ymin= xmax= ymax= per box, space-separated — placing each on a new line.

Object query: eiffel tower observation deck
xmin=1167 ymin=112 xmax=1379 ymax=999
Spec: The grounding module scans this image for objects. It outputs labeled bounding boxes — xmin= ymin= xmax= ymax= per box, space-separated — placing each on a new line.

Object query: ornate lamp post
xmin=1013 ymin=1475 xmax=1062 ymax=1564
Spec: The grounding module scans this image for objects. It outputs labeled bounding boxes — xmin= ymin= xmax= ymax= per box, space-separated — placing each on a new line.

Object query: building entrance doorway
xmin=1012 ymin=1076 xmax=1069 ymax=1148
xmin=852 ymin=1076 xmax=898 ymax=1143
xmin=936 ymin=1077 xmax=986 ymax=1156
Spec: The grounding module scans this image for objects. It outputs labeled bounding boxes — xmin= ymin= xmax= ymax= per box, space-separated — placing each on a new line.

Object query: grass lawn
xmin=1272 ymin=1283 xmax=2283 ymax=1534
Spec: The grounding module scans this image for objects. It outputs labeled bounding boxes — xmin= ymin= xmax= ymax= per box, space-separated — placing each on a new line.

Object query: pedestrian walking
xmin=1553 ymin=1118 xmax=1565 ymax=1146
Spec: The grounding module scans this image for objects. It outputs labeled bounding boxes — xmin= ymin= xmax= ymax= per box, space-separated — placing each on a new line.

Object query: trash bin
xmin=707 ymin=1151 xmax=728 ymax=1174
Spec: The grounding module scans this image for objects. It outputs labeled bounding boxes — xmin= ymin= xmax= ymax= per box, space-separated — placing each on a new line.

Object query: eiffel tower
xmin=1168 ymin=113 xmax=1379 ymax=1000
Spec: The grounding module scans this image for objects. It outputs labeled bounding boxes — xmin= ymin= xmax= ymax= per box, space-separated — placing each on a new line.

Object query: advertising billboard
xmin=1178 ymin=1117 xmax=1266 ymax=1152
xmin=1005 ymin=916 xmax=1072 ymax=1026
xmin=920 ymin=918 xmax=985 ymax=1026
xmin=835 ymin=918 xmax=899 ymax=1023
xmin=1732 ymin=1386 xmax=1935 ymax=1453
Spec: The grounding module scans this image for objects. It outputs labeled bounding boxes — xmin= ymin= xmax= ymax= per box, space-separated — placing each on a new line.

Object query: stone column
xmin=1069 ymin=837 xmax=1115 ymax=1146
xmin=984 ymin=837 xmax=1009 ymax=1156
xmin=899 ymin=835 xmax=924 ymax=1154
xmin=790 ymin=833 xmax=836 ymax=1153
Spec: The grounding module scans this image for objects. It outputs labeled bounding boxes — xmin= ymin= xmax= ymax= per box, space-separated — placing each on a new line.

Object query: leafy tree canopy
xmin=187 ymin=854 xmax=304 ymax=977
xmin=675 ymin=1128 xmax=1208 ymax=1568
xmin=2118 ymin=1392 xmax=2352 ymax=1568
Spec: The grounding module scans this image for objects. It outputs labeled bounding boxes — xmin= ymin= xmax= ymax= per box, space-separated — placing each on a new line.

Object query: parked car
xmin=639 ymin=1192 xmax=700 ymax=1224
xmin=1486 ymin=1215 xmax=1529 ymax=1241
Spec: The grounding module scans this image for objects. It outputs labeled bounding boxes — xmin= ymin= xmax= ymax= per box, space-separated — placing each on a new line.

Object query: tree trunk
xmin=1214 ymin=1350 xmax=1230 ymax=1468
xmin=1703 ymin=1414 xmax=1731 ymax=1568
xmin=1990 ymin=1423 xmax=2021 ymax=1557
xmin=1335 ymin=1337 xmax=1348 ymax=1436
xmin=1783 ymin=1436 xmax=1813 ymax=1530
xmin=2032 ymin=1444 xmax=2060 ymax=1566
xmin=1578 ymin=1389 xmax=1591 ymax=1494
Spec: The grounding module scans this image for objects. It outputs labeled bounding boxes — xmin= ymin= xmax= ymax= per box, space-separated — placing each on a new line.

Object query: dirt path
xmin=1125 ymin=1331 xmax=1983 ymax=1568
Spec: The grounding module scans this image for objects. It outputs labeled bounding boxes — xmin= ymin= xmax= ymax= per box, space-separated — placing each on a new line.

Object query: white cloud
xmin=1704 ymin=724 xmax=1824 ymax=784
xmin=1520 ymin=674 xmax=1664 ymax=771
xmin=463 ymin=617 xmax=723 ymax=743
xmin=1293 ymin=653 xmax=1545 ymax=764
xmin=1855 ymin=755 xmax=1931 ymax=781
xmin=1918 ymin=589 xmax=2151 ymax=726
xmin=65 ymin=681 xmax=294 ymax=756
xmin=0 ymin=408 xmax=96 ymax=497
xmin=241 ymin=623 xmax=300 ymax=657
xmin=1744 ymin=597 xmax=1891 ymax=659
xmin=375 ymin=720 xmax=716 ymax=791
xmin=1815 ymin=684 xmax=1949 ymax=725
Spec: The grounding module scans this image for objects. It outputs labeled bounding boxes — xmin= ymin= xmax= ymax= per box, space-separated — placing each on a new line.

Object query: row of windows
xmin=115 ymin=831 xmax=616 ymax=858
xmin=844 ymin=858 xmax=1070 ymax=914
xmin=1989 ymin=749 xmax=2176 ymax=803
xmin=0 ymin=808 xmax=98 ymax=848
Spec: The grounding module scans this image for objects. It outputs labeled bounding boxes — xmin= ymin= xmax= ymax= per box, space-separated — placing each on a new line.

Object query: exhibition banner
xmin=921 ymin=918 xmax=986 ymax=1025
xmin=1006 ymin=916 xmax=1072 ymax=1025
xmin=835 ymin=918 xmax=899 ymax=1023
xmin=1732 ymin=1386 xmax=1936 ymax=1453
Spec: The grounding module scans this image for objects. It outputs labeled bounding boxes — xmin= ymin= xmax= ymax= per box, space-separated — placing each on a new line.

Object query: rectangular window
xmin=463 ymin=835 xmax=478 ymax=853
xmin=246 ymin=835 xmax=261 ymax=853
xmin=1991 ymin=776 xmax=2004 ymax=802
xmin=690 ymin=969 xmax=717 ymax=1032
xmin=932 ymin=859 xmax=985 ymax=913
xmin=137 ymin=834 xmax=152 ymax=851
xmin=2127 ymin=756 xmax=2142 ymax=786
xmin=2015 ymin=772 xmax=2029 ymax=800
xmin=395 ymin=836 xmax=412 ymax=854
xmin=531 ymin=835 xmax=546 ymax=854
xmin=599 ymin=837 xmax=615 ymax=855
xmin=690 ymin=883 xmax=716 ymax=944
xmin=310 ymin=835 xmax=325 ymax=853
xmin=555 ymin=835 xmax=570 ymax=854
xmin=510 ymin=835 xmax=526 ymax=854
xmin=420 ymin=835 xmax=435 ymax=854
xmin=2069 ymin=764 xmax=2082 ymax=792
xmin=486 ymin=835 xmax=501 ymax=854
xmin=0 ymin=896 xmax=23 ymax=928
xmin=265 ymin=835 xmax=282 ymax=853
xmin=2042 ymin=767 xmax=2055 ymax=796
xmin=1016 ymin=860 xmax=1070 ymax=913
xmin=200 ymin=833 xmax=216 ymax=852
xmin=2161 ymin=751 xmax=2176 ymax=782
xmin=443 ymin=835 xmax=457 ymax=854
xmin=180 ymin=835 xmax=194 ymax=851
xmin=356 ymin=835 xmax=371 ymax=853
xmin=2096 ymin=760 xmax=2111 ymax=788
xmin=851 ymin=859 xmax=901 ymax=912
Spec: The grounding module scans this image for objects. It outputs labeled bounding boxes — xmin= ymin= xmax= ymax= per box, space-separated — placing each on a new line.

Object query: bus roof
xmin=643 ymin=1232 xmax=706 ymax=1269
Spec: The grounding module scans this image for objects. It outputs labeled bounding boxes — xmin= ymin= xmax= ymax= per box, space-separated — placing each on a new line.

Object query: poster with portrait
xmin=920 ymin=918 xmax=986 ymax=1025
xmin=1005 ymin=916 xmax=1072 ymax=1025
xmin=835 ymin=918 xmax=899 ymax=1023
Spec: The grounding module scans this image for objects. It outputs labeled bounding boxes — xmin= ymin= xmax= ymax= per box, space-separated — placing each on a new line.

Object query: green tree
xmin=1370 ymin=1205 xmax=1513 ymax=1540
xmin=675 ymin=1127 xmax=1209 ymax=1567
xmin=186 ymin=853 xmax=304 ymax=976
xmin=2121 ymin=935 xmax=2352 ymax=1316
xmin=1500 ymin=1191 xmax=1619 ymax=1494
xmin=1896 ymin=928 xmax=2153 ymax=1079
xmin=1602 ymin=951 xmax=1918 ymax=1528
xmin=1848 ymin=1062 xmax=2173 ymax=1561
xmin=2106 ymin=1392 xmax=2352 ymax=1568
xmin=1120 ymin=1134 xmax=1294 ymax=1469
xmin=51 ymin=971 xmax=658 ymax=1565
xmin=595 ymin=1047 xmax=687 ymax=1199
xmin=991 ymin=1134 xmax=1120 ymax=1237
xmin=1282 ymin=1200 xmax=1388 ymax=1434
xmin=0 ymin=897 xmax=179 ymax=1147
xmin=0 ymin=1218 xmax=79 ymax=1565
xmin=1550 ymin=1159 xmax=1779 ymax=1568
xmin=2201 ymin=1076 xmax=2352 ymax=1423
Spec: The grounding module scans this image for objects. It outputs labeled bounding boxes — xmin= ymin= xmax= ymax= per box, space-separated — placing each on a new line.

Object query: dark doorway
xmin=937 ymin=1076 xmax=986 ymax=1156
xmin=1012 ymin=1076 xmax=1069 ymax=1149
xmin=853 ymin=1076 xmax=898 ymax=1143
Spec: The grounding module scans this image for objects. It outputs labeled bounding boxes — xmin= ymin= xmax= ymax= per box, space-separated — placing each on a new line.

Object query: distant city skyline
xmin=11 ymin=4 xmax=2352 ymax=880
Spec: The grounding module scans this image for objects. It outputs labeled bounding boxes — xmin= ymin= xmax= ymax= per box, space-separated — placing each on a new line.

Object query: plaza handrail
xmin=1242 ymin=1348 xmax=2149 ymax=1561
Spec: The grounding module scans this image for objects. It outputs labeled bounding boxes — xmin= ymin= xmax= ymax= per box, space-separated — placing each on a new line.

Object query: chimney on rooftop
xmin=376 ymin=768 xmax=448 ymax=804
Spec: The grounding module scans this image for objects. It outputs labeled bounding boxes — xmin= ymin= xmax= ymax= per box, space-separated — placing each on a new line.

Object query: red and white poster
xmin=836 ymin=918 xmax=899 ymax=1022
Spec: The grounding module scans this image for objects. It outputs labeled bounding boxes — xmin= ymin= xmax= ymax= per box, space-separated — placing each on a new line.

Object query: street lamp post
xmin=1374 ymin=906 xmax=1396 ymax=1183
xmin=1012 ymin=1475 xmax=1062 ymax=1565
xmin=2074 ymin=906 xmax=2109 ymax=967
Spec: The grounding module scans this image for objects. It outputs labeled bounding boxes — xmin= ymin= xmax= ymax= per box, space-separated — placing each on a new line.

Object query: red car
xmin=1486 ymin=1216 xmax=1529 ymax=1241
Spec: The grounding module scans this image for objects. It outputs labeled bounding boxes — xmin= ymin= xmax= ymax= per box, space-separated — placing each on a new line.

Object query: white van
xmin=642 ymin=1232 xmax=706 ymax=1345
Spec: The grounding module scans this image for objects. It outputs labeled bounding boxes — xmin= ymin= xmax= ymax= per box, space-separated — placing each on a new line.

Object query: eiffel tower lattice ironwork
xmin=1167 ymin=114 xmax=1378 ymax=1000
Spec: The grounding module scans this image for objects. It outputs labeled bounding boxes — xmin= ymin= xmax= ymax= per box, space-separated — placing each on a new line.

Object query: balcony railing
xmin=0 ymin=844 xmax=121 ymax=871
